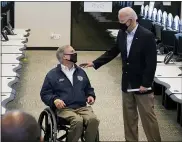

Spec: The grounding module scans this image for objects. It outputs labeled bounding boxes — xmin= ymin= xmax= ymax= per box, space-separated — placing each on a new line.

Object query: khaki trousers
xmin=57 ymin=106 xmax=99 ymax=142
xmin=122 ymin=92 xmax=161 ymax=142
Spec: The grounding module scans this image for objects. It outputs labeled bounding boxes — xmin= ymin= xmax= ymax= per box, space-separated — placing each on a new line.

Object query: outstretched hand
xmin=79 ymin=62 xmax=94 ymax=68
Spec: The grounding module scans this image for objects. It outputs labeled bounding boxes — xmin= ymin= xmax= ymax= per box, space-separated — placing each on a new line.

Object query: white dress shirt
xmin=61 ymin=64 xmax=75 ymax=85
xmin=126 ymin=24 xmax=138 ymax=57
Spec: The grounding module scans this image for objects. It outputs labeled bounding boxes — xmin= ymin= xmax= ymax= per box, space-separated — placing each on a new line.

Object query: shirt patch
xmin=77 ymin=76 xmax=83 ymax=81
xmin=59 ymin=78 xmax=65 ymax=82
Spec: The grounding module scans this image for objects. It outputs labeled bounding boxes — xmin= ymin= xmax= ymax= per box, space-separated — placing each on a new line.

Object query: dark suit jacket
xmin=93 ymin=25 xmax=157 ymax=94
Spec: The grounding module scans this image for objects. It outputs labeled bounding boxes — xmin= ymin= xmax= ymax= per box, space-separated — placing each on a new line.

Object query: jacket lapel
xmin=122 ymin=31 xmax=128 ymax=60
xmin=127 ymin=25 xmax=140 ymax=59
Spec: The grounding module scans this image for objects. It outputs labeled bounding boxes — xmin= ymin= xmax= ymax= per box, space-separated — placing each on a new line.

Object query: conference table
xmin=155 ymin=56 xmax=182 ymax=126
xmin=2 ymin=54 xmax=24 ymax=64
xmin=2 ymin=46 xmax=25 ymax=54
xmin=2 ymin=64 xmax=22 ymax=77
xmin=2 ymin=40 xmax=26 ymax=46
xmin=1 ymin=28 xmax=29 ymax=115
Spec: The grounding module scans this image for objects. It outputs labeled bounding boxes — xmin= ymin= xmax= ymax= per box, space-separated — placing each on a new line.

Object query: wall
xmin=15 ymin=2 xmax=71 ymax=47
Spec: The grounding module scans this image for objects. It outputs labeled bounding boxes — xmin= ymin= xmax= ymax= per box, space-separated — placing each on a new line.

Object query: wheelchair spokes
xmin=38 ymin=110 xmax=55 ymax=142
xmin=38 ymin=107 xmax=100 ymax=142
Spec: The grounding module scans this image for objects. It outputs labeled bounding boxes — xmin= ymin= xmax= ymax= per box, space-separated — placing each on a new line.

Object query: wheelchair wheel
xmin=38 ymin=109 xmax=57 ymax=142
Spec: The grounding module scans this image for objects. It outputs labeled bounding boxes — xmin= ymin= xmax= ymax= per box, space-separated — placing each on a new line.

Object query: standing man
xmin=80 ymin=7 xmax=161 ymax=142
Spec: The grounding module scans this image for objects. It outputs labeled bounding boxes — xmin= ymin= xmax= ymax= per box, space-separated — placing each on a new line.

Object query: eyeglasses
xmin=64 ymin=52 xmax=77 ymax=55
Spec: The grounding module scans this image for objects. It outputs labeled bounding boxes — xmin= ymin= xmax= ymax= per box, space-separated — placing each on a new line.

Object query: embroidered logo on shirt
xmin=77 ymin=76 xmax=83 ymax=81
xmin=59 ymin=78 xmax=64 ymax=82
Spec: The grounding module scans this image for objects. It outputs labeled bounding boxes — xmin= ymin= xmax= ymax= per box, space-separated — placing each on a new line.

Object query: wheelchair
xmin=38 ymin=107 xmax=100 ymax=142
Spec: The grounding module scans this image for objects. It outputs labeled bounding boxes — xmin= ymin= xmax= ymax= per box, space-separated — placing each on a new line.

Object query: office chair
xmin=154 ymin=23 xmax=163 ymax=43
xmin=166 ymin=13 xmax=173 ymax=30
xmin=139 ymin=18 xmax=154 ymax=32
xmin=173 ymin=15 xmax=180 ymax=32
xmin=162 ymin=11 xmax=167 ymax=27
xmin=156 ymin=9 xmax=162 ymax=24
xmin=140 ymin=5 xmax=144 ymax=16
xmin=159 ymin=30 xmax=178 ymax=54
xmin=147 ymin=1 xmax=155 ymax=20
xmin=144 ymin=5 xmax=149 ymax=19
xmin=151 ymin=8 xmax=157 ymax=22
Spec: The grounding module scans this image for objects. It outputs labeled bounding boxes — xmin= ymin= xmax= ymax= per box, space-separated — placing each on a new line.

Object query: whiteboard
xmin=84 ymin=2 xmax=112 ymax=12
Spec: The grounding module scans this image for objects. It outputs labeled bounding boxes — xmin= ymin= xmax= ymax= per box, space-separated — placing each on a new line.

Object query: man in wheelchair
xmin=40 ymin=45 xmax=100 ymax=142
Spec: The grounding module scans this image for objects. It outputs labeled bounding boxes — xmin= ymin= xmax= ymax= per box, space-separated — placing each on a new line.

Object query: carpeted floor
xmin=7 ymin=51 xmax=182 ymax=141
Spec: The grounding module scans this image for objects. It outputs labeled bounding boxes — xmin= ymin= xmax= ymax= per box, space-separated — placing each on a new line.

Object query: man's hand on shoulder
xmin=54 ymin=99 xmax=66 ymax=109
xmin=87 ymin=96 xmax=95 ymax=105
xmin=79 ymin=62 xmax=94 ymax=68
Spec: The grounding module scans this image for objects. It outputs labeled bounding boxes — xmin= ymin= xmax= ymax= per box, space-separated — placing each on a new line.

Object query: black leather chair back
xmin=161 ymin=30 xmax=178 ymax=48
xmin=154 ymin=24 xmax=164 ymax=40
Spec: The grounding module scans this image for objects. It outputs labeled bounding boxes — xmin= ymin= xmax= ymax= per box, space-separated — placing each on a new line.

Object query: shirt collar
xmin=61 ymin=64 xmax=75 ymax=71
xmin=126 ymin=24 xmax=138 ymax=35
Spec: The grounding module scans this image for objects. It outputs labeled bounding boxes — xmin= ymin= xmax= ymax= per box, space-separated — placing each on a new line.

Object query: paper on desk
xmin=127 ymin=87 xmax=152 ymax=92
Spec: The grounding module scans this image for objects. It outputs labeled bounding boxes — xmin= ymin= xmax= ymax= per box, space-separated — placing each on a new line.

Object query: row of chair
xmin=1 ymin=17 xmax=31 ymax=115
xmin=138 ymin=3 xmax=182 ymax=57
xmin=140 ymin=3 xmax=182 ymax=32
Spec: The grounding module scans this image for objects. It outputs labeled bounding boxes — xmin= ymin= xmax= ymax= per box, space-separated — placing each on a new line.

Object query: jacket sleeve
xmin=93 ymin=30 xmax=121 ymax=70
xmin=142 ymin=33 xmax=157 ymax=88
xmin=40 ymin=74 xmax=59 ymax=108
xmin=84 ymin=72 xmax=96 ymax=99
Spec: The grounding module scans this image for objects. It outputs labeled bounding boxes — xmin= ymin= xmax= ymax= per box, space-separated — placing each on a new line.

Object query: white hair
xmin=118 ymin=7 xmax=138 ymax=22
xmin=56 ymin=45 xmax=70 ymax=61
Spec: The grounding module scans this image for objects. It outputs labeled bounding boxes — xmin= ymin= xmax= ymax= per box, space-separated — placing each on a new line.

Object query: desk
xmin=157 ymin=55 xmax=166 ymax=62
xmin=2 ymin=64 xmax=22 ymax=77
xmin=155 ymin=65 xmax=182 ymax=77
xmin=13 ymin=30 xmax=29 ymax=37
xmin=2 ymin=40 xmax=25 ymax=46
xmin=157 ymin=55 xmax=182 ymax=66
xmin=1 ymin=77 xmax=19 ymax=94
xmin=1 ymin=93 xmax=15 ymax=115
xmin=13 ymin=29 xmax=30 ymax=34
xmin=7 ymin=34 xmax=27 ymax=40
xmin=154 ymin=77 xmax=182 ymax=109
xmin=154 ymin=77 xmax=182 ymax=94
xmin=2 ymin=46 xmax=25 ymax=54
xmin=2 ymin=54 xmax=24 ymax=64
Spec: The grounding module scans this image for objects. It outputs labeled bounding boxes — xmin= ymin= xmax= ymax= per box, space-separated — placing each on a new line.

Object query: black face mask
xmin=119 ymin=23 xmax=128 ymax=32
xmin=65 ymin=53 xmax=77 ymax=63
